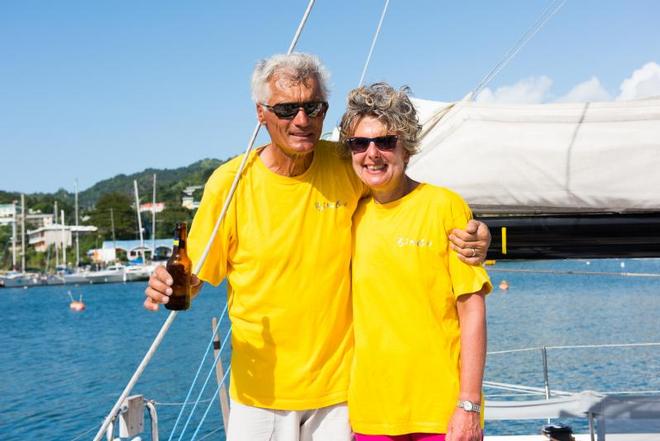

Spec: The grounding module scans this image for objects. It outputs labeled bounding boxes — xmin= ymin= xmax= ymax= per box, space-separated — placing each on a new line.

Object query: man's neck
xmin=259 ymin=144 xmax=314 ymax=177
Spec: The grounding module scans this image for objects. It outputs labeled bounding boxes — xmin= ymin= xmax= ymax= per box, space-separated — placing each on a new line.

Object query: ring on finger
xmin=471 ymin=247 xmax=477 ymax=257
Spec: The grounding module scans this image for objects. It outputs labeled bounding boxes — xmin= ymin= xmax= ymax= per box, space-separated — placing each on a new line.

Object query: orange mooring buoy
xmin=69 ymin=300 xmax=85 ymax=311
xmin=68 ymin=290 xmax=86 ymax=311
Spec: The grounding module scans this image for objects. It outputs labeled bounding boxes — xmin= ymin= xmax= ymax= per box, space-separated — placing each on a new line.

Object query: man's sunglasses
xmin=260 ymin=101 xmax=328 ymax=120
xmin=345 ymin=135 xmax=399 ymax=153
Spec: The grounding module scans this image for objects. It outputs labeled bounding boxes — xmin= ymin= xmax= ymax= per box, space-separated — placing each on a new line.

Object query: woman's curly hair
xmin=338 ymin=82 xmax=422 ymax=158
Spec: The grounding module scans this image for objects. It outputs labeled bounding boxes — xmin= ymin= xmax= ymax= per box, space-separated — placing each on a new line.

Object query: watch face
xmin=464 ymin=401 xmax=474 ymax=411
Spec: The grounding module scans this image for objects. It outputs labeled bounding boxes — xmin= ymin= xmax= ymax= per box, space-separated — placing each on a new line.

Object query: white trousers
xmin=226 ymin=400 xmax=351 ymax=441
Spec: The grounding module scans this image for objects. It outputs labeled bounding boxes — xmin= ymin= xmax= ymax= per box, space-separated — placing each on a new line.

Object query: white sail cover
xmin=408 ymin=97 xmax=660 ymax=213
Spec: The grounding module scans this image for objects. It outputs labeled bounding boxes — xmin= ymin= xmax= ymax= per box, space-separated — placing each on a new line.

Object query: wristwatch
xmin=456 ymin=400 xmax=481 ymax=413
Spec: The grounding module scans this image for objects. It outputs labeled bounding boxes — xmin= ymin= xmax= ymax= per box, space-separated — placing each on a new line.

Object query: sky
xmin=2 ymin=0 xmax=659 ymax=194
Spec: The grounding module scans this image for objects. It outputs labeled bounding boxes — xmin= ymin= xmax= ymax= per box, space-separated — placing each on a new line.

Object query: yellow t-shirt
xmin=188 ymin=141 xmax=366 ymax=410
xmin=350 ymin=183 xmax=492 ymax=434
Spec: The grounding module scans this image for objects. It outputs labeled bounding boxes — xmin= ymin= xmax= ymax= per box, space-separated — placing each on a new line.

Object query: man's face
xmin=256 ymin=73 xmax=326 ymax=157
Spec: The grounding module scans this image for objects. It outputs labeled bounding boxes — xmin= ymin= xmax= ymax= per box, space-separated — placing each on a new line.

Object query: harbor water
xmin=1 ymin=258 xmax=659 ymax=440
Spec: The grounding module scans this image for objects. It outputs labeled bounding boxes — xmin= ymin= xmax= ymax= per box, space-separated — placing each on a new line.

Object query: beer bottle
xmin=165 ymin=222 xmax=192 ymax=311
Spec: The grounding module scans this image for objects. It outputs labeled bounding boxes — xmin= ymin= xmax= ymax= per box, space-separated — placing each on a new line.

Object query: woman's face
xmin=350 ymin=116 xmax=409 ymax=200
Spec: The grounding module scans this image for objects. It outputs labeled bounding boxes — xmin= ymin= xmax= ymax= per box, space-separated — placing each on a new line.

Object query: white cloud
xmin=555 ymin=76 xmax=611 ymax=103
xmin=475 ymin=62 xmax=660 ymax=104
xmin=617 ymin=62 xmax=660 ymax=100
xmin=476 ymin=76 xmax=553 ymax=104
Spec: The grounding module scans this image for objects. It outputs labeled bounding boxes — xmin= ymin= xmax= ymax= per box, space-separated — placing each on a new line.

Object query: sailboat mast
xmin=11 ymin=200 xmax=17 ymax=270
xmin=152 ymin=174 xmax=156 ymax=260
xmin=61 ymin=209 xmax=66 ymax=268
xmin=110 ymin=207 xmax=117 ymax=251
xmin=75 ymin=179 xmax=80 ymax=268
xmin=54 ymin=202 xmax=59 ymax=269
xmin=133 ymin=180 xmax=146 ymax=263
xmin=20 ymin=194 xmax=26 ymax=273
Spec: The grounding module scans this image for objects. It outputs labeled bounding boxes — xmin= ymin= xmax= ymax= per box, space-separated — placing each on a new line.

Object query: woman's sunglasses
xmin=260 ymin=101 xmax=328 ymax=120
xmin=345 ymin=135 xmax=399 ymax=153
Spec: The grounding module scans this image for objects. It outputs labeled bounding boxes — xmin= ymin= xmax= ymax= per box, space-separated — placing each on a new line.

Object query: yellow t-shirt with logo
xmin=350 ymin=183 xmax=492 ymax=434
xmin=188 ymin=140 xmax=366 ymax=410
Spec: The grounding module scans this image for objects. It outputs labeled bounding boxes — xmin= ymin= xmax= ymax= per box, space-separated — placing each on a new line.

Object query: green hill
xmin=0 ymin=158 xmax=230 ymax=269
xmin=0 ymin=158 xmax=228 ymax=210
xmin=78 ymin=158 xmax=226 ymax=208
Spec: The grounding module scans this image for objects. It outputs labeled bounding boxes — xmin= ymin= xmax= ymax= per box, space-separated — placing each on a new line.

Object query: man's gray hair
xmin=251 ymin=52 xmax=330 ymax=103
xmin=339 ymin=82 xmax=422 ymax=158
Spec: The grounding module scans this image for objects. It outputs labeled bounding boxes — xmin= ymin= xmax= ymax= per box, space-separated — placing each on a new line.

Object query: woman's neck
xmin=372 ymin=175 xmax=419 ymax=204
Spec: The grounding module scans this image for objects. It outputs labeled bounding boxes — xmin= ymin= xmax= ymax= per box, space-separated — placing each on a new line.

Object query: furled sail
xmin=409 ymin=97 xmax=660 ymax=214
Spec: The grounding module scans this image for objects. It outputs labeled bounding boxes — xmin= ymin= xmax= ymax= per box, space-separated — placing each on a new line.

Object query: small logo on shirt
xmin=397 ymin=237 xmax=433 ymax=248
xmin=315 ymin=200 xmax=348 ymax=211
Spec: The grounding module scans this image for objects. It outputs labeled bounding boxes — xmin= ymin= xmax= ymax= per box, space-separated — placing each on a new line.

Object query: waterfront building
xmin=27 ymin=224 xmax=97 ymax=252
xmin=181 ymin=185 xmax=202 ymax=210
xmin=0 ymin=204 xmax=16 ymax=225
xmin=139 ymin=202 xmax=165 ymax=213
xmin=26 ymin=212 xmax=55 ymax=229
xmin=88 ymin=239 xmax=174 ymax=264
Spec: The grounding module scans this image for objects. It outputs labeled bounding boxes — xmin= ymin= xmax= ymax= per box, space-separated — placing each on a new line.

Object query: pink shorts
xmin=354 ymin=434 xmax=445 ymax=441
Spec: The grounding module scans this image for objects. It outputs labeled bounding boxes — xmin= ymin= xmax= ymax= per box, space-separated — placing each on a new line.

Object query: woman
xmin=339 ymin=83 xmax=491 ymax=441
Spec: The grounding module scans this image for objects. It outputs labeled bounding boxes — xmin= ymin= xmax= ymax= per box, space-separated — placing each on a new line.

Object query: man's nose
xmin=292 ymin=107 xmax=310 ymax=125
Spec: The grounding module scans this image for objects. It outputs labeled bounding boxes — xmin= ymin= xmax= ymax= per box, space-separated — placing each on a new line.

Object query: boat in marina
xmin=0 ymin=270 xmax=44 ymax=288
xmin=57 ymin=262 xmax=159 ymax=285
xmin=2 ymin=173 xmax=165 ymax=288
xmin=0 ymin=263 xmax=160 ymax=288
xmin=63 ymin=264 xmax=139 ymax=284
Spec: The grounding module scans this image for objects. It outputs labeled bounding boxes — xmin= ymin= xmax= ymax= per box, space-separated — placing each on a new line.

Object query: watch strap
xmin=456 ymin=399 xmax=481 ymax=413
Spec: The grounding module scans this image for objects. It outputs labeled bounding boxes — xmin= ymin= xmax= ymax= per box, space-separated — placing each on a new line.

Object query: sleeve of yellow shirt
xmin=444 ymin=189 xmax=493 ymax=298
xmin=187 ymin=162 xmax=237 ymax=286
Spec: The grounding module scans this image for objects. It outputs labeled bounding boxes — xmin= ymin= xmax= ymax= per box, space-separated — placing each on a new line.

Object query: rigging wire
xmin=70 ymin=424 xmax=98 ymax=441
xmin=175 ymin=330 xmax=232 ymax=441
xmin=156 ymin=399 xmax=215 ymax=407
xmin=469 ymin=0 xmax=567 ymax=101
xmin=484 ymin=343 xmax=660 ymax=399
xmin=196 ymin=426 xmax=225 ymax=441
xmin=167 ymin=303 xmax=228 ymax=441
xmin=488 ymin=341 xmax=660 ymax=355
xmin=92 ymin=309 xmax=178 ymax=441
xmin=484 ymin=380 xmax=574 ymax=397
xmin=191 ymin=367 xmax=232 ymax=441
xmin=191 ymin=0 xmax=317 ymax=279
xmin=410 ymin=1 xmax=567 ymax=165
xmin=91 ymin=2 xmax=318 ymax=440
xmin=485 ymin=392 xmax=546 ymax=398
xmin=358 ymin=0 xmax=390 ymax=87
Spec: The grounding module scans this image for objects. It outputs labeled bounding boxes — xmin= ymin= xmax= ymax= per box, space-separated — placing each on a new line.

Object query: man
xmin=145 ymin=53 xmax=490 ymax=441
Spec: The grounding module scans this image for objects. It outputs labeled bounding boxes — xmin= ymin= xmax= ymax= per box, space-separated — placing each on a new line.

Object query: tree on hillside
xmin=0 ymin=225 xmax=13 ymax=270
xmin=155 ymin=206 xmax=194 ymax=240
xmin=87 ymin=192 xmax=137 ymax=241
xmin=27 ymin=194 xmax=74 ymax=222
xmin=0 ymin=191 xmax=19 ymax=205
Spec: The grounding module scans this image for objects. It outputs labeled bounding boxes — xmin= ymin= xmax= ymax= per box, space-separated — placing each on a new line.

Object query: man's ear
xmin=256 ymin=103 xmax=266 ymax=124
